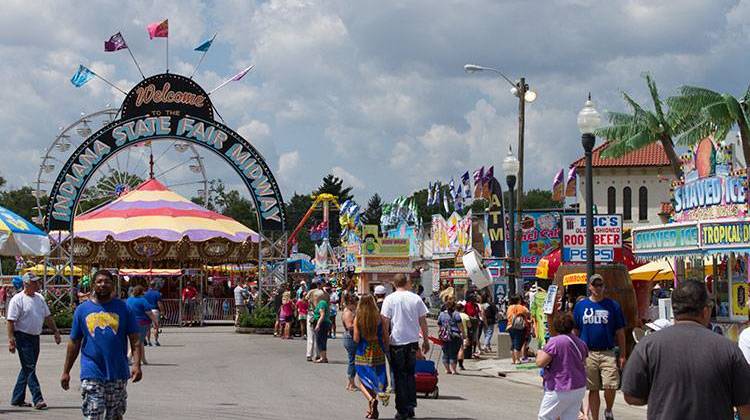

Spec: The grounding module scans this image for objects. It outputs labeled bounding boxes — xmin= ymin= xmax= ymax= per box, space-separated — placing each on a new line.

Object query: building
xmin=571 ymin=141 xmax=674 ymax=229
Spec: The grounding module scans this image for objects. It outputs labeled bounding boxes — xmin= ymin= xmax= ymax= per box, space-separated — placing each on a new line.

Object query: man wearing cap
xmin=374 ymin=285 xmax=387 ymax=311
xmin=6 ymin=273 xmax=61 ymax=410
xmin=573 ymin=274 xmax=626 ymax=420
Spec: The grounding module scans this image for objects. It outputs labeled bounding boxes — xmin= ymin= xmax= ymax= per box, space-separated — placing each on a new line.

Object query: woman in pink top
xmin=536 ymin=311 xmax=588 ymax=420
xmin=296 ymin=298 xmax=309 ymax=339
xmin=279 ymin=291 xmax=295 ymax=339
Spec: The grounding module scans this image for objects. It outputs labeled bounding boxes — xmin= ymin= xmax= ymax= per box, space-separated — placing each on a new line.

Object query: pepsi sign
xmin=563 ymin=247 xmax=615 ymax=263
xmin=562 ymin=215 xmax=622 ymax=263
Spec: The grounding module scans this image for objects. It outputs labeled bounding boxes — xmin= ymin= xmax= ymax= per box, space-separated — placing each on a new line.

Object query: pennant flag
xmin=442 ymin=188 xmax=450 ymax=213
xmin=70 ymin=65 xmax=95 ymax=87
xmin=194 ymin=34 xmax=216 ymax=52
xmin=427 ymin=182 xmax=434 ymax=207
xmin=482 ymin=166 xmax=494 ymax=199
xmin=565 ymin=167 xmax=577 ymax=197
xmin=449 ymin=178 xmax=456 ymax=199
xmin=552 ymin=168 xmax=565 ymax=201
xmin=455 ymin=185 xmax=464 ymax=211
xmin=147 ymin=19 xmax=169 ymax=39
xmin=461 ymin=171 xmax=472 ymax=199
xmin=232 ymin=64 xmax=254 ymax=81
xmin=104 ymin=32 xmax=127 ymax=52
xmin=433 ymin=182 xmax=441 ymax=206
xmin=473 ymin=167 xmax=484 ymax=198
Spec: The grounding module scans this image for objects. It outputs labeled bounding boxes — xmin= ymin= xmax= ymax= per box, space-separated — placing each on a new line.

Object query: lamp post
xmin=577 ymin=95 xmax=602 ymax=280
xmin=503 ymin=146 xmax=520 ymax=296
xmin=464 ymin=64 xmax=536 ymax=282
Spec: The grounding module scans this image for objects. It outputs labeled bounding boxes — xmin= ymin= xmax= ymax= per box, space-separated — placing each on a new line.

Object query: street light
xmin=577 ymin=94 xmax=602 ymax=280
xmin=464 ymin=63 xmax=536 ymax=289
xmin=502 ymin=146 xmax=520 ymax=296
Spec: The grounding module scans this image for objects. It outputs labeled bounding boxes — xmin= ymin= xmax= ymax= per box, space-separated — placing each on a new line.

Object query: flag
xmin=104 ymin=32 xmax=127 ymax=52
xmin=449 ymin=178 xmax=456 ymax=199
xmin=552 ymin=168 xmax=565 ymax=201
xmin=427 ymin=182 xmax=434 ymax=206
xmin=461 ymin=171 xmax=472 ymax=199
xmin=70 ymin=65 xmax=95 ymax=87
xmin=194 ymin=34 xmax=216 ymax=52
xmin=482 ymin=166 xmax=494 ymax=199
xmin=455 ymin=185 xmax=464 ymax=211
xmin=147 ymin=19 xmax=169 ymax=39
xmin=232 ymin=64 xmax=254 ymax=81
xmin=433 ymin=182 xmax=441 ymax=206
xmin=565 ymin=167 xmax=577 ymax=197
xmin=473 ymin=167 xmax=484 ymax=198
xmin=442 ymin=188 xmax=450 ymax=213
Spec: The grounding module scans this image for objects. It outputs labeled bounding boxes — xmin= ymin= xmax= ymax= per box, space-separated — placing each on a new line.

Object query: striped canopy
xmin=0 ymin=206 xmax=50 ymax=256
xmin=74 ymin=178 xmax=259 ymax=243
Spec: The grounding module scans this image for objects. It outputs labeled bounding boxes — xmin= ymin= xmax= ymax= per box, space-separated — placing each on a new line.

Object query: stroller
xmin=415 ymin=336 xmax=442 ymax=399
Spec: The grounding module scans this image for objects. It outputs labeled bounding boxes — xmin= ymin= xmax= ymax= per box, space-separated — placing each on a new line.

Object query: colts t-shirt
xmin=573 ymin=298 xmax=625 ymax=350
xmin=70 ymin=299 xmax=139 ymax=381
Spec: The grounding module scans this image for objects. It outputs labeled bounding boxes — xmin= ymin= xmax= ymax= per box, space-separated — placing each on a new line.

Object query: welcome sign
xmin=46 ymin=73 xmax=287 ymax=232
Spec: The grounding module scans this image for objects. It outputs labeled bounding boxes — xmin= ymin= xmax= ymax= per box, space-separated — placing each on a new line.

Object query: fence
xmin=160 ymin=298 xmax=236 ymax=326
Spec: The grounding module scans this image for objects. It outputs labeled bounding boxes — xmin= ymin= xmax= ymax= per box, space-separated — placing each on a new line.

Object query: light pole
xmin=464 ymin=64 xmax=536 ymax=285
xmin=577 ymin=95 xmax=602 ymax=280
xmin=503 ymin=146 xmax=520 ymax=296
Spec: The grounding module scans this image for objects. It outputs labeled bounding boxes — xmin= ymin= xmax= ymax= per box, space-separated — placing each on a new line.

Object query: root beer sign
xmin=46 ymin=73 xmax=287 ymax=232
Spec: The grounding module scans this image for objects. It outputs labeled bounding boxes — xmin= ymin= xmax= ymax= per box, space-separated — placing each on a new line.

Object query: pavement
xmin=0 ymin=324 xmax=647 ymax=419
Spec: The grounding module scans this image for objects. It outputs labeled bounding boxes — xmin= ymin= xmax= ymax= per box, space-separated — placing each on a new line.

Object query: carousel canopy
xmin=74 ymin=179 xmax=259 ymax=243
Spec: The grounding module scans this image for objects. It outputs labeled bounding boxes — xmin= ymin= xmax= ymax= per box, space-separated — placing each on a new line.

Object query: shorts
xmin=81 ymin=379 xmax=128 ymax=419
xmin=585 ymin=350 xmax=619 ymax=391
xmin=298 ymin=314 xmax=307 ymax=321
xmin=137 ymin=324 xmax=149 ymax=343
xmin=508 ymin=328 xmax=524 ymax=351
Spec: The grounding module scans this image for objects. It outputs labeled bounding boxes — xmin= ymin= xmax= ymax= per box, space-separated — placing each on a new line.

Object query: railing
xmin=160 ymin=298 xmax=236 ymax=326
xmin=203 ymin=298 xmax=236 ymax=323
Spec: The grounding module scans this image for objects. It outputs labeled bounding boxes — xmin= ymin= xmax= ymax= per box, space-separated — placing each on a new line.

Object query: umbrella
xmin=0 ymin=206 xmax=50 ymax=256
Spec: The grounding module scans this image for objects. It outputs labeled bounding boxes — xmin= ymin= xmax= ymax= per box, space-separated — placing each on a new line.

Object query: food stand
xmin=632 ymin=137 xmax=749 ymax=340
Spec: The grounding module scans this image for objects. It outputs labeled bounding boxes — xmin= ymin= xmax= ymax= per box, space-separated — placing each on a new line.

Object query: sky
xmin=2 ymin=0 xmax=750 ymax=208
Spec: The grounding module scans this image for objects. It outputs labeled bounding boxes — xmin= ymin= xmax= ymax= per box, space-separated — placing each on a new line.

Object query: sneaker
xmin=34 ymin=401 xmax=47 ymax=410
xmin=155 ymin=340 xmax=161 ymax=347
xmin=146 ymin=341 xmax=152 ymax=346
xmin=604 ymin=410 xmax=614 ymax=420
xmin=11 ymin=402 xmax=31 ymax=407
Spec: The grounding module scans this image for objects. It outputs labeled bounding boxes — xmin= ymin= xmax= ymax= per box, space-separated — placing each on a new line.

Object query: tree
xmin=595 ymin=74 xmax=684 ymax=179
xmin=364 ymin=194 xmax=383 ymax=225
xmin=668 ymin=85 xmax=750 ymax=165
xmin=285 ymin=193 xmax=314 ymax=256
xmin=314 ymin=174 xmax=354 ymax=246
xmin=190 ymin=180 xmax=259 ymax=231
xmin=0 ymin=186 xmax=38 ymax=221
xmin=522 ymin=189 xmax=563 ymax=209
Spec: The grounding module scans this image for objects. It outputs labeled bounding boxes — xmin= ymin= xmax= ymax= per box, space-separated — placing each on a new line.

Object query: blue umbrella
xmin=0 ymin=206 xmax=50 ymax=256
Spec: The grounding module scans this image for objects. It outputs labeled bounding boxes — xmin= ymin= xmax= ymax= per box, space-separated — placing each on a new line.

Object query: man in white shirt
xmin=6 ymin=274 xmax=61 ymax=409
xmin=381 ymin=273 xmax=429 ymax=420
xmin=233 ymin=280 xmax=249 ymax=327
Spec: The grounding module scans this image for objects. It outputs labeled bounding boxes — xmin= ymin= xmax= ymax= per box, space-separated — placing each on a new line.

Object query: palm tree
xmin=595 ymin=74 xmax=684 ymax=179
xmin=667 ymin=85 xmax=750 ymax=165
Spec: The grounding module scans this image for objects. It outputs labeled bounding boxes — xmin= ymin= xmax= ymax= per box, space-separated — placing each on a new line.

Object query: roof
xmin=74 ymin=178 xmax=259 ymax=243
xmin=571 ymin=141 xmax=672 ymax=168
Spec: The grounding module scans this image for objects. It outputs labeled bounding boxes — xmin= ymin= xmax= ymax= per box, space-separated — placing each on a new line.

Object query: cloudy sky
xmin=2 ymin=0 xmax=749 ymax=207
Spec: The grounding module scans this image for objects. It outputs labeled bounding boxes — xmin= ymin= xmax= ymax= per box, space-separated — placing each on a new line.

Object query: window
xmin=639 ymin=186 xmax=648 ymax=221
xmin=623 ymin=187 xmax=632 ymax=221
xmin=607 ymin=187 xmax=616 ymax=214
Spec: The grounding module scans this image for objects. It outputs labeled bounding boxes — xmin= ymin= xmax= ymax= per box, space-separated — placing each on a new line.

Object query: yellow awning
xmin=22 ymin=264 xmax=84 ymax=277
xmin=630 ymin=258 xmax=714 ymax=282
xmin=563 ymin=273 xmax=587 ymax=286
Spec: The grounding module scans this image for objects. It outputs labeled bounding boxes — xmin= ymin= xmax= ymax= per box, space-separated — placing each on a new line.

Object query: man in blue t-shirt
xmin=573 ymin=274 xmax=626 ymax=420
xmin=143 ymin=281 xmax=163 ymax=346
xmin=61 ymin=270 xmax=142 ymax=419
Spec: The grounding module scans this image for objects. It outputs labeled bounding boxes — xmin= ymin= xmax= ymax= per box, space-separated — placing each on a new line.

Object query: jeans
xmin=306 ymin=316 xmax=319 ymax=358
xmin=390 ymin=342 xmax=418 ymax=415
xmin=316 ymin=322 xmax=330 ymax=353
xmin=342 ymin=331 xmax=356 ymax=379
xmin=12 ymin=331 xmax=43 ymax=405
xmin=441 ymin=336 xmax=461 ymax=364
xmin=483 ymin=323 xmax=496 ymax=348
xmin=509 ymin=328 xmax=524 ymax=351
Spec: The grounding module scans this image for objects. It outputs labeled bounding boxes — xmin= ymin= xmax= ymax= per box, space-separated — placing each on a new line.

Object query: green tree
xmin=522 ymin=189 xmax=563 ymax=209
xmin=595 ymin=74 xmax=684 ymax=179
xmin=190 ymin=180 xmax=258 ymax=231
xmin=668 ymin=85 xmax=750 ymax=165
xmin=0 ymin=186 xmax=38 ymax=220
xmin=364 ymin=193 xmax=383 ymax=225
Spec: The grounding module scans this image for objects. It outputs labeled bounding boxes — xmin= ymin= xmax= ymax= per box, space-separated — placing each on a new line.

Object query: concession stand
xmin=632 ymin=137 xmax=749 ymax=340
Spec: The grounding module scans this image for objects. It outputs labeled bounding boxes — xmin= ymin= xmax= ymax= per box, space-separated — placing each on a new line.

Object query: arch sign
xmin=46 ymin=73 xmax=287 ymax=232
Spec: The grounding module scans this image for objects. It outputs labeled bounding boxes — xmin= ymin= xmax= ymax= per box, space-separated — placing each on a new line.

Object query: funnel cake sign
xmin=672 ymin=137 xmax=747 ymax=222
xmin=46 ymin=73 xmax=287 ymax=232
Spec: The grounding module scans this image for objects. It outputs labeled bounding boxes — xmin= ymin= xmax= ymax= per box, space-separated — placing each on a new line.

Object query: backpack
xmin=439 ymin=311 xmax=460 ymax=341
xmin=510 ymin=313 xmax=526 ymax=331
xmin=485 ymin=304 xmax=498 ymax=324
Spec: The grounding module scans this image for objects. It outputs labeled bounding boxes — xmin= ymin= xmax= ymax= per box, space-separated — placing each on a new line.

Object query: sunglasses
xmin=591 ymin=283 xmax=605 ymax=288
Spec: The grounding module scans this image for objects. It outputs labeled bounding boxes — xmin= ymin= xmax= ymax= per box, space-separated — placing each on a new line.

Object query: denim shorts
xmin=508 ymin=328 xmax=524 ymax=351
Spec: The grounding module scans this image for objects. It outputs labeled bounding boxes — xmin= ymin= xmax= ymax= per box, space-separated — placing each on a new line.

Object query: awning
xmin=629 ymin=257 xmax=714 ymax=281
xmin=22 ymin=264 xmax=84 ymax=277
xmin=563 ymin=273 xmax=587 ymax=286
xmin=119 ymin=268 xmax=182 ymax=277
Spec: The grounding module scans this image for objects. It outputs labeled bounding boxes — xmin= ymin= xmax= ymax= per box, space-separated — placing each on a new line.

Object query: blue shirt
xmin=126 ymin=296 xmax=153 ymax=325
xmin=70 ymin=299 xmax=139 ymax=381
xmin=573 ymin=298 xmax=625 ymax=350
xmin=143 ymin=289 xmax=162 ymax=308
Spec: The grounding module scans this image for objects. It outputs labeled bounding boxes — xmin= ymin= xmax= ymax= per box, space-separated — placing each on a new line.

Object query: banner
xmin=431 ymin=211 xmax=473 ymax=256
xmin=632 ymin=223 xmax=700 ymax=254
xmin=562 ymin=215 xmax=622 ymax=262
xmin=486 ymin=177 xmax=506 ymax=258
xmin=519 ymin=211 xmax=561 ymax=271
xmin=701 ymin=220 xmax=750 ymax=250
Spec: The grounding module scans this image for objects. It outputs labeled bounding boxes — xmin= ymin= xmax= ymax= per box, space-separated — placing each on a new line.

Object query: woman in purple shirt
xmin=536 ymin=311 xmax=588 ymax=420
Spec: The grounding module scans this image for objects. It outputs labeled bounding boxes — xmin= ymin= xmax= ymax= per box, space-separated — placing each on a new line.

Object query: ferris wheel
xmin=33 ymin=108 xmax=210 ymax=226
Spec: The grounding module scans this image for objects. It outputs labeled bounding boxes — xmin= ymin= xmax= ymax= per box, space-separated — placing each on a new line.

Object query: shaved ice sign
xmin=673 ymin=137 xmax=747 ymax=222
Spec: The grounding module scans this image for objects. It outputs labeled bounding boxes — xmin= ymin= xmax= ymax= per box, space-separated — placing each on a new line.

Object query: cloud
xmin=331 ymin=166 xmax=365 ymax=190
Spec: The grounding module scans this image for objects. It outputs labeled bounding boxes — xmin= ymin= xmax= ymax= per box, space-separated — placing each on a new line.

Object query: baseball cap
xmin=374 ymin=285 xmax=387 ymax=295
xmin=589 ymin=274 xmax=604 ymax=285
xmin=22 ymin=273 xmax=40 ymax=284
xmin=311 ymin=278 xmax=320 ymax=285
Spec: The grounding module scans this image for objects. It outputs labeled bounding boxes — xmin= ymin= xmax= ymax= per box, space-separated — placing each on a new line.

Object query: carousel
xmin=58 ymin=177 xmax=259 ymax=325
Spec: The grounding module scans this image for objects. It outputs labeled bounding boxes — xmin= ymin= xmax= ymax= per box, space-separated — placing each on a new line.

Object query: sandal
xmin=313 ymin=358 xmax=328 ymax=363
xmin=11 ymin=402 xmax=32 ymax=407
xmin=34 ymin=402 xmax=47 ymax=410
xmin=366 ymin=398 xmax=379 ymax=419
